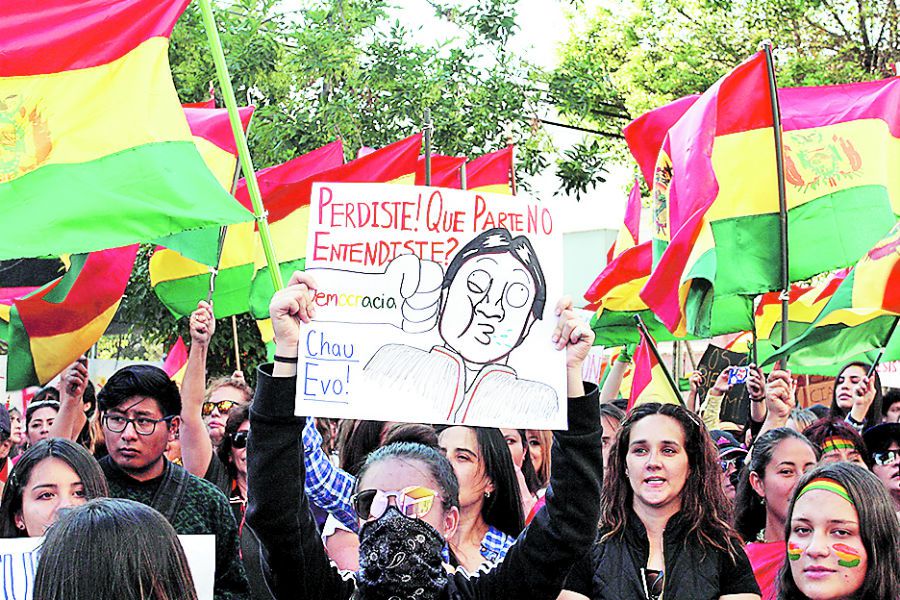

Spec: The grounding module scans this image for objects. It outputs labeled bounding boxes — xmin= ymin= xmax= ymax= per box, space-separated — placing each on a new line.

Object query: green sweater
xmin=101 ymin=456 xmax=250 ymax=600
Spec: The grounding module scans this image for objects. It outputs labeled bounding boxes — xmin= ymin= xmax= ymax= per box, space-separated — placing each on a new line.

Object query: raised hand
xmin=710 ymin=367 xmax=733 ymax=396
xmin=270 ymin=271 xmax=318 ymax=352
xmin=60 ymin=356 xmax=89 ymax=404
xmin=189 ymin=301 xmax=215 ymax=347
xmin=765 ymin=368 xmax=796 ymax=421
xmin=746 ymin=364 xmax=765 ymax=401
xmin=552 ymin=296 xmax=594 ymax=369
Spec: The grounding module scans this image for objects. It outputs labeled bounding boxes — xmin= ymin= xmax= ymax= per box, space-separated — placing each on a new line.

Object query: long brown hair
xmin=601 ymin=403 xmax=742 ymax=558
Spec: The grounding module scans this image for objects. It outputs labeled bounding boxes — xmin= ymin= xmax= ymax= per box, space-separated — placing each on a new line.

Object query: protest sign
xmin=0 ymin=534 xmax=214 ymax=599
xmin=695 ymin=344 xmax=750 ymax=425
xmin=298 ymin=182 xmax=566 ymax=429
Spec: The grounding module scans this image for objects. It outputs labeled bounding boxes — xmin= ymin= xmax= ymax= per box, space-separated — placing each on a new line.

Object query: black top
xmin=245 ymin=363 xmax=604 ymax=600
xmin=565 ymin=510 xmax=760 ymax=600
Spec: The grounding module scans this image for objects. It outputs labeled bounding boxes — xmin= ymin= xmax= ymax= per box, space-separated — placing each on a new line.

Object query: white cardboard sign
xmin=297 ymin=182 xmax=567 ymax=429
xmin=0 ymin=534 xmax=214 ymax=599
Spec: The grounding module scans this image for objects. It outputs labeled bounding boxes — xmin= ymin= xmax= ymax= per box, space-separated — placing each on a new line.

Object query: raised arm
xmin=463 ymin=299 xmax=604 ymax=599
xmin=49 ymin=357 xmax=89 ymax=440
xmin=245 ymin=272 xmax=356 ymax=600
xmin=179 ymin=301 xmax=215 ymax=478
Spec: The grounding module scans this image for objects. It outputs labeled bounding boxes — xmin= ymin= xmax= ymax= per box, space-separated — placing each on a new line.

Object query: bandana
xmin=356 ymin=506 xmax=448 ymax=600
xmin=821 ymin=437 xmax=856 ymax=455
xmin=797 ymin=477 xmax=853 ymax=505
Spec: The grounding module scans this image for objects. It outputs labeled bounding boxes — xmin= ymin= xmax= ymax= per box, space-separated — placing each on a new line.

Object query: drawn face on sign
xmin=439 ymin=251 xmax=536 ymax=365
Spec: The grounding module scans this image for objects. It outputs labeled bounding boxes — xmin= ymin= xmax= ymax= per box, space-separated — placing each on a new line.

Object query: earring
xmin=484 ymin=491 xmax=491 ymax=499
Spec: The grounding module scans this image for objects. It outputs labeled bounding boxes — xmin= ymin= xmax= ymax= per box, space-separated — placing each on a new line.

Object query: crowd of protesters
xmin=0 ymin=270 xmax=898 ymax=600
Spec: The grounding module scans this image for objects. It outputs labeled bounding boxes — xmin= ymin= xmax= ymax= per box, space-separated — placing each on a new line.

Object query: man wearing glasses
xmin=97 ymin=364 xmax=250 ymax=600
xmin=863 ymin=422 xmax=900 ymax=519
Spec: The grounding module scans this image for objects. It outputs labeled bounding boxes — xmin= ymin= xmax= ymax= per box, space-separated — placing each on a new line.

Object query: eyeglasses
xmin=719 ymin=456 xmax=744 ymax=473
xmin=230 ymin=430 xmax=249 ymax=449
xmin=103 ymin=414 xmax=174 ymax=436
xmin=873 ymin=450 xmax=900 ymax=466
xmin=202 ymin=400 xmax=237 ymax=417
xmin=351 ymin=486 xmax=441 ymax=521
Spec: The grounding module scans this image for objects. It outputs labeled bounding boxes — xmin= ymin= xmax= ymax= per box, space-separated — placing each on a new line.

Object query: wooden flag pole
xmin=460 ymin=162 xmax=467 ymax=190
xmin=762 ymin=42 xmax=790 ymax=350
xmin=634 ymin=314 xmax=685 ymax=406
xmin=424 ymin=109 xmax=433 ymax=186
xmin=231 ymin=314 xmax=242 ymax=372
xmin=198 ymin=0 xmax=282 ymax=292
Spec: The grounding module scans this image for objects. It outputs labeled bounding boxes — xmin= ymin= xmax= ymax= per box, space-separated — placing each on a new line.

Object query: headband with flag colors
xmin=466 ymin=146 xmax=514 ymax=194
xmin=628 ymin=324 xmax=681 ymax=411
xmin=0 ymin=0 xmax=252 ymax=261
xmin=6 ymin=245 xmax=139 ymax=390
xmin=765 ymin=222 xmax=900 ymax=374
xmin=641 ymin=57 xmax=900 ymax=338
xmin=246 ymin=134 xmax=423 ymax=322
xmin=798 ymin=477 xmax=853 ymax=505
xmin=162 ymin=336 xmax=189 ymax=385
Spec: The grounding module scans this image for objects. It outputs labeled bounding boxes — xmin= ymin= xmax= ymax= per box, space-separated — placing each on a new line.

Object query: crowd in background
xmin=0 ymin=271 xmax=897 ymax=600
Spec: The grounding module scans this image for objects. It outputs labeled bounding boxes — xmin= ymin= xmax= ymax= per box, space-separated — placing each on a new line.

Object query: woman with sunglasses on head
xmin=734 ymin=428 xmax=820 ymax=600
xmin=561 ymin=402 xmax=761 ymax=600
xmin=0 ymin=438 xmax=108 ymax=537
xmin=778 ymin=462 xmax=900 ymax=600
xmin=246 ymin=272 xmax=603 ymax=600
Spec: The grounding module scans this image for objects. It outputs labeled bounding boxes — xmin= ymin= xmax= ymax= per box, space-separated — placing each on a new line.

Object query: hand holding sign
xmin=271 ymin=271 xmax=318 ymax=351
xmin=385 ymin=253 xmax=443 ymax=334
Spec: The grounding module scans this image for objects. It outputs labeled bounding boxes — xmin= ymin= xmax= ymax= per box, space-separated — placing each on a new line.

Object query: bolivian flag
xmin=149 ymin=105 xmax=258 ymax=318
xmin=246 ymin=134 xmax=423 ymax=319
xmin=624 ymin=95 xmax=698 ymax=189
xmin=467 ymin=146 xmax=514 ymax=194
xmin=6 ymin=245 xmax=139 ymax=390
xmin=765 ymin=223 xmax=900 ymax=375
xmin=643 ymin=51 xmax=900 ymax=338
xmin=0 ymin=0 xmax=252 ymax=261
xmin=162 ymin=336 xmax=189 ymax=385
xmin=628 ymin=325 xmax=681 ymax=411
xmin=416 ymin=155 xmax=467 ymax=188
xmin=606 ymin=179 xmax=642 ymax=262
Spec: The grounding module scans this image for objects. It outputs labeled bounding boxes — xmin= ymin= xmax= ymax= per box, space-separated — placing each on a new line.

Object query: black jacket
xmin=245 ymin=364 xmax=603 ymax=600
xmin=565 ymin=510 xmax=760 ymax=599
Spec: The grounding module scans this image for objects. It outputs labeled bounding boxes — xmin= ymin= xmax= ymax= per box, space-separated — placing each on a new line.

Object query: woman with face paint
xmin=246 ymin=272 xmax=603 ymax=600
xmin=561 ymin=403 xmax=761 ymax=600
xmin=778 ymin=462 xmax=900 ymax=600
xmin=734 ymin=428 xmax=820 ymax=600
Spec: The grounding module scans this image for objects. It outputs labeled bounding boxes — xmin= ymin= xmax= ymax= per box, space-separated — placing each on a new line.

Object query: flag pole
xmin=424 ymin=109 xmax=433 ymax=185
xmin=231 ymin=314 xmax=242 ymax=372
xmin=460 ymin=162 xmax=467 ymax=190
xmin=208 ymin=113 xmax=254 ymax=303
xmin=762 ymin=42 xmax=790 ymax=349
xmin=633 ymin=314 xmax=685 ymax=406
xmin=198 ymin=0 xmax=283 ymax=292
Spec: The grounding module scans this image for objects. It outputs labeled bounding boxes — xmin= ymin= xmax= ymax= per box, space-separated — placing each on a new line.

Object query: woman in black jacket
xmin=562 ymin=403 xmax=761 ymax=600
xmin=246 ymin=272 xmax=603 ymax=600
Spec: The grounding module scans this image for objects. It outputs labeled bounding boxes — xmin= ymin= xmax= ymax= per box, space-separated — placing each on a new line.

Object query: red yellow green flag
xmin=764 ymin=223 xmax=900 ymax=375
xmin=467 ymin=146 xmax=514 ymax=194
xmin=416 ymin=155 xmax=467 ymax=188
xmin=629 ymin=325 xmax=681 ymax=411
xmin=0 ymin=0 xmax=252 ymax=260
xmin=6 ymin=245 xmax=139 ymax=390
xmin=246 ymin=134 xmax=423 ymax=321
xmin=162 ymin=336 xmax=188 ymax=385
xmin=642 ymin=56 xmax=900 ymax=338
xmin=624 ymin=95 xmax=699 ymax=189
xmin=607 ymin=179 xmax=642 ymax=262
xmin=148 ymin=106 xmax=273 ymax=319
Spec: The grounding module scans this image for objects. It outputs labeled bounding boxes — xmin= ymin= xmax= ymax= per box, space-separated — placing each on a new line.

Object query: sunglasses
xmin=202 ymin=400 xmax=237 ymax=417
xmin=352 ymin=486 xmax=440 ymax=521
xmin=719 ymin=456 xmax=744 ymax=473
xmin=230 ymin=430 xmax=249 ymax=449
xmin=873 ymin=450 xmax=900 ymax=466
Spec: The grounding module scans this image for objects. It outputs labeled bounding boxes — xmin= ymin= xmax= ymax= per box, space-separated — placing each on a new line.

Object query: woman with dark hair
xmin=803 ymin=418 xmax=869 ymax=467
xmin=734 ymin=428 xmax=820 ymax=600
xmin=337 ymin=419 xmax=388 ymax=475
xmin=500 ymin=427 xmax=540 ymax=514
xmin=830 ymin=361 xmax=883 ymax=431
xmin=246 ymin=271 xmax=603 ymax=599
xmin=24 ymin=399 xmax=59 ymax=447
xmin=439 ymin=425 xmax=525 ymax=570
xmin=778 ymin=462 xmax=900 ymax=600
xmin=526 ymin=429 xmax=553 ymax=489
xmin=562 ymin=402 xmax=761 ymax=600
xmin=33 ymin=497 xmax=197 ymax=600
xmin=0 ymin=438 xmax=108 ymax=537
xmin=216 ymin=404 xmax=251 ymax=518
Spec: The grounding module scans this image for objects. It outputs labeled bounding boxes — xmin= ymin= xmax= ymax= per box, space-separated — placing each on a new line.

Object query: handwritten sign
xmin=0 ymin=535 xmax=214 ymax=599
xmin=695 ymin=344 xmax=750 ymax=425
xmin=298 ymin=182 xmax=566 ymax=429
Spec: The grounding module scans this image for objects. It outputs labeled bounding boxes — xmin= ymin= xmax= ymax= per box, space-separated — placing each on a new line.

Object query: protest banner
xmin=0 ymin=534 xmax=214 ymax=599
xmin=299 ymin=182 xmax=566 ymax=429
xmin=695 ymin=344 xmax=750 ymax=425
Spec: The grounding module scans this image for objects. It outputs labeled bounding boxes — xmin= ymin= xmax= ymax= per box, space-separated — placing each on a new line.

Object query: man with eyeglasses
xmin=863 ymin=422 xmax=900 ymax=519
xmin=97 ymin=364 xmax=250 ymax=600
